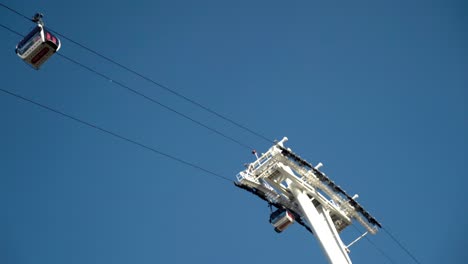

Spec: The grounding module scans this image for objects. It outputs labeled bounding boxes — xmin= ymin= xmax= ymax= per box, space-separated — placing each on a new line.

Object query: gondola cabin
xmin=15 ymin=24 xmax=61 ymax=69
xmin=270 ymin=209 xmax=295 ymax=233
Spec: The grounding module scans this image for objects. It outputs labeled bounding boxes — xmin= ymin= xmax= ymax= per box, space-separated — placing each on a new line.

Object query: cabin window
xmin=17 ymin=26 xmax=41 ymax=48
xmin=17 ymin=31 xmax=42 ymax=56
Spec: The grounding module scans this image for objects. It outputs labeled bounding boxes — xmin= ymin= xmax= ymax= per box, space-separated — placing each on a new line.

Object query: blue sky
xmin=0 ymin=1 xmax=466 ymax=263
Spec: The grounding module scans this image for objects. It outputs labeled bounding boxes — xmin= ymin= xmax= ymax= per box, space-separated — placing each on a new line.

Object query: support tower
xmin=235 ymin=137 xmax=381 ymax=264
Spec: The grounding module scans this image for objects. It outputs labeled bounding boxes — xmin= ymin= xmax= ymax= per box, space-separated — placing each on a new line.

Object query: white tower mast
xmin=235 ymin=137 xmax=381 ymax=264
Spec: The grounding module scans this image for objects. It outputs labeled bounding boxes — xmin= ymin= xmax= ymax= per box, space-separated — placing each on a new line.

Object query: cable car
xmin=15 ymin=13 xmax=61 ymax=69
xmin=270 ymin=209 xmax=295 ymax=233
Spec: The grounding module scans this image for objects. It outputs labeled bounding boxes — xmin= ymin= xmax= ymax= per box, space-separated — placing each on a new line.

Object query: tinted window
xmin=16 ymin=31 xmax=42 ymax=56
xmin=17 ymin=26 xmax=41 ymax=49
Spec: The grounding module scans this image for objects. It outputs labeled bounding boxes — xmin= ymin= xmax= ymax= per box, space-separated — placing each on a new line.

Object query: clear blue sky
xmin=1 ymin=1 xmax=466 ymax=263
